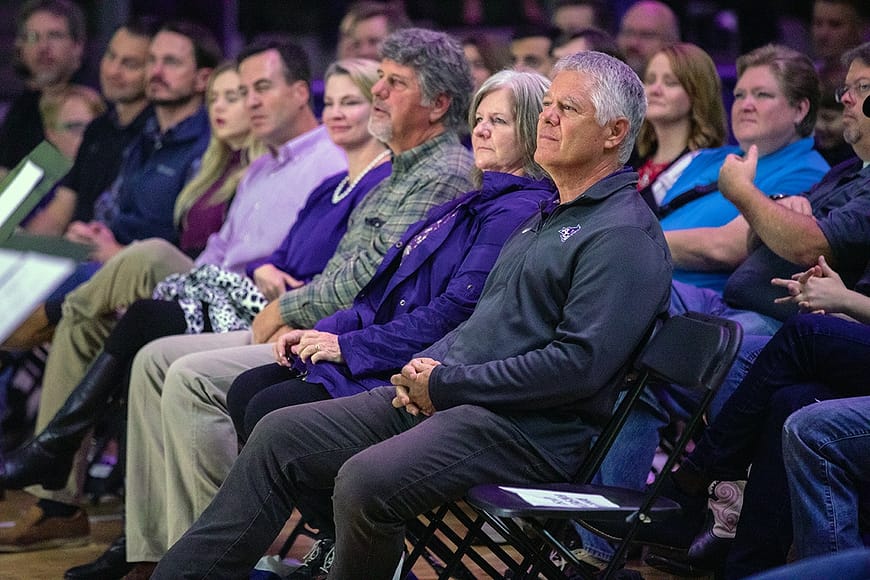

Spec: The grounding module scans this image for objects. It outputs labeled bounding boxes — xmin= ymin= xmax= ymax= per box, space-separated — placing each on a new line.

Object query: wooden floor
xmin=0 ymin=490 xmax=703 ymax=579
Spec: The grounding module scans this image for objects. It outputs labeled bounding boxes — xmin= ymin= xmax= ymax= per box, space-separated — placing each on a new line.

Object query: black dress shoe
xmin=583 ymin=509 xmax=701 ymax=552
xmin=644 ymin=549 xmax=712 ymax=577
xmin=645 ymin=479 xmax=740 ymax=577
xmin=687 ymin=522 xmax=733 ymax=567
xmin=65 ymin=535 xmax=133 ymax=580
xmin=0 ymin=440 xmax=73 ymax=490
xmin=644 ymin=529 xmax=729 ymax=579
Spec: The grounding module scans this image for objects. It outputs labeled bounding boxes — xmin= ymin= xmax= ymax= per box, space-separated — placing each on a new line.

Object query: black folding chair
xmin=276 ymin=513 xmax=320 ymax=560
xmin=0 ymin=346 xmax=48 ymax=451
xmin=403 ymin=312 xmax=742 ymax=579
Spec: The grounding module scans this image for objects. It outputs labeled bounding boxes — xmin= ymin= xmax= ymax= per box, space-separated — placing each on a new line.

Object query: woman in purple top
xmin=151 ymin=59 xmax=391 ymax=333
xmin=242 ymin=166 xmax=390 ymax=297
xmin=0 ymin=59 xmax=392 ymax=495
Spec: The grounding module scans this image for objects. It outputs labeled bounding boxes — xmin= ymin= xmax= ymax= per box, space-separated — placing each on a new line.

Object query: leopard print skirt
xmin=152 ymin=264 xmax=268 ymax=334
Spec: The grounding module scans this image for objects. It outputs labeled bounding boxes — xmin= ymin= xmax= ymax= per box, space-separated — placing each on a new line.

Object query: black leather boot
xmin=0 ymin=352 xmax=124 ymax=490
xmin=64 ymin=534 xmax=133 ymax=579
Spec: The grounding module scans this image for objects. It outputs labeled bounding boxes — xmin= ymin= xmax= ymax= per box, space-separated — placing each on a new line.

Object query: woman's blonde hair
xmin=40 ymin=84 xmax=106 ymax=130
xmin=324 ymin=57 xmax=380 ymax=102
xmin=636 ymin=43 xmax=727 ymax=159
xmin=173 ymin=61 xmax=266 ymax=225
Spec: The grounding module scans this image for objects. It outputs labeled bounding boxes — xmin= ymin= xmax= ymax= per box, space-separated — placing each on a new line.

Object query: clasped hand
xmin=272 ymin=329 xmax=343 ymax=365
xmin=65 ymin=220 xmax=123 ymax=263
xmin=771 ymin=255 xmax=846 ymax=314
xmin=391 ymin=357 xmax=440 ymax=416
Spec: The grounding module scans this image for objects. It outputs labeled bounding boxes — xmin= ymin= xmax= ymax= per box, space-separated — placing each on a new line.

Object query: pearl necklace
xmin=332 ymin=149 xmax=391 ymax=204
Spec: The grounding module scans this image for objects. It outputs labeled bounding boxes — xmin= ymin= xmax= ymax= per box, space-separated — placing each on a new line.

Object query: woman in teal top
xmin=660 ymin=44 xmax=830 ymax=293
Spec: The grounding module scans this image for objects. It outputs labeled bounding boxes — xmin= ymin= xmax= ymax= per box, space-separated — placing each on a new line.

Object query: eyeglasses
xmin=835 ymin=80 xmax=870 ymax=104
xmin=18 ymin=30 xmax=71 ymax=45
xmin=52 ymin=121 xmax=89 ymax=134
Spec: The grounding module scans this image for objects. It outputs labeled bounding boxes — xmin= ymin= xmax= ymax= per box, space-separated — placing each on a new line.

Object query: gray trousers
xmin=153 ymin=386 xmax=564 ymax=580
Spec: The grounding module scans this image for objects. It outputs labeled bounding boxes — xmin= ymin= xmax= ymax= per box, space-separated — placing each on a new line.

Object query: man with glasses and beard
xmin=0 ymin=0 xmax=86 ymax=174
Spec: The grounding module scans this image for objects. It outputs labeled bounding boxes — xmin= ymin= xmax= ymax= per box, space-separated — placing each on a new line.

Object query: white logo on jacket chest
xmin=559 ymin=224 xmax=582 ymax=242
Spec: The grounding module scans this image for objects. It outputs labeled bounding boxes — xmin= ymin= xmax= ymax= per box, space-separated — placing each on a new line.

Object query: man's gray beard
xmin=368 ymin=116 xmax=392 ymax=143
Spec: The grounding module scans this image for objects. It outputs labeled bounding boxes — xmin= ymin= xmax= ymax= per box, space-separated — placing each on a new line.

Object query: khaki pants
xmin=124 ymin=330 xmax=275 ymax=561
xmin=29 ymin=239 xmax=194 ymax=504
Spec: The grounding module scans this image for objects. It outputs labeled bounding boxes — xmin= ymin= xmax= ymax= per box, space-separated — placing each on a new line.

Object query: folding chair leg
xmin=403 ymin=505 xmax=450 ymax=575
xmin=478 ymin=513 xmax=569 ymax=578
xmin=277 ymin=512 xmax=318 ymax=559
xmin=438 ymin=512 xmax=485 ymax=578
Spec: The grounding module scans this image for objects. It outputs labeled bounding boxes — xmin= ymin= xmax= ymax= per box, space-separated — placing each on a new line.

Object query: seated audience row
xmin=0 ymin=37 xmax=360 ymax=556
xmin=119 ymin=31 xmax=475 ymax=576
xmin=0 ymin=6 xmax=867 ymax=579
xmin=151 ymin=47 xmax=671 ymax=580
xmin=660 ymin=42 xmax=870 ymax=579
xmin=590 ymin=41 xmax=870 ymax=578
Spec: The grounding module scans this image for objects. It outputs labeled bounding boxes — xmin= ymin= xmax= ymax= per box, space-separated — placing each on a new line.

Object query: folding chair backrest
xmin=575 ymin=311 xmax=740 ymax=485
xmin=581 ymin=312 xmax=743 ymax=576
xmin=639 ymin=311 xmax=742 ymax=393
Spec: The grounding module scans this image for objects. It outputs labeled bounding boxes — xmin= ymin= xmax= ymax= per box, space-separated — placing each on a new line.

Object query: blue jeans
xmin=576 ymin=281 xmax=777 ymax=561
xmin=575 ymin=387 xmax=670 ymax=561
xmin=746 ymin=548 xmax=870 ymax=580
xmin=686 ymin=314 xmax=870 ymax=578
xmin=784 ymin=397 xmax=870 ymax=559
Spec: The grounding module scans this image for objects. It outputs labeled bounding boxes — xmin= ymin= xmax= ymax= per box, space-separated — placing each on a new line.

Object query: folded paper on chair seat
xmin=500 ymin=487 xmax=620 ymax=509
